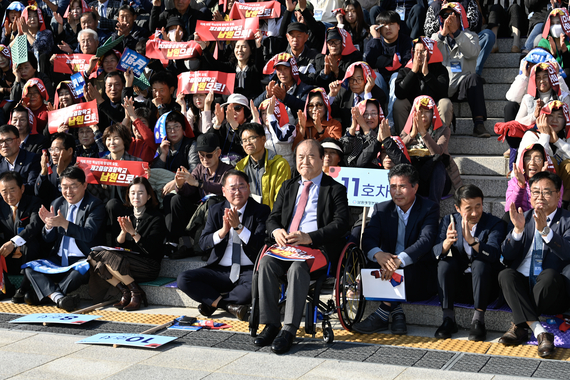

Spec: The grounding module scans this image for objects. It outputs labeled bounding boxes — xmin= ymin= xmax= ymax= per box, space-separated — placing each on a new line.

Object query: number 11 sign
xmin=328 ymin=167 xmax=391 ymax=207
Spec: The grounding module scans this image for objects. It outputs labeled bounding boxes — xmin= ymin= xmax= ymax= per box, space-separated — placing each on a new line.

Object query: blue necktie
xmin=61 ymin=205 xmax=77 ymax=267
xmin=529 ymin=218 xmax=549 ymax=288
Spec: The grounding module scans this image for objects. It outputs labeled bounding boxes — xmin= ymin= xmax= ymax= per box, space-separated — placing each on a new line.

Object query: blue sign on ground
xmin=76 ymin=333 xmax=177 ymax=348
xmin=9 ymin=313 xmax=102 ymax=325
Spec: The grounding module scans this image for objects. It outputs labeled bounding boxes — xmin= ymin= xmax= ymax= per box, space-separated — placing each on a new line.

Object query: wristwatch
xmin=233 ymin=223 xmax=243 ymax=231
xmin=540 ymin=226 xmax=551 ymax=237
xmin=468 ymin=237 xmax=479 ymax=247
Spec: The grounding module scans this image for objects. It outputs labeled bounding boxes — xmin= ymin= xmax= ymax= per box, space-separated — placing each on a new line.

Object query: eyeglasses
xmin=225 ymin=185 xmax=248 ymax=193
xmin=308 ymin=103 xmax=324 ymax=109
xmin=327 ymin=40 xmax=342 ymax=46
xmin=48 ymin=147 xmax=63 ymax=154
xmin=166 ymin=125 xmax=182 ymax=132
xmin=62 ymin=184 xmax=81 ymax=191
xmin=348 ymin=77 xmax=364 ymax=84
xmin=233 ymin=105 xmax=244 ymax=112
xmin=530 ymin=190 xmax=555 ymax=198
xmin=523 ymin=157 xmax=544 ymax=164
xmin=363 ymin=113 xmax=378 ymax=119
xmin=0 ymin=138 xmax=14 ymax=146
xmin=198 ymin=152 xmax=215 ymax=159
xmin=241 ymin=136 xmax=260 ymax=145
xmin=441 ymin=12 xmax=454 ymax=20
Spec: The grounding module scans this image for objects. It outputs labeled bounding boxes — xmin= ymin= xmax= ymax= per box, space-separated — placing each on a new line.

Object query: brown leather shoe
xmin=226 ymin=304 xmax=250 ymax=321
xmin=499 ymin=323 xmax=528 ymax=346
xmin=113 ymin=283 xmax=131 ymax=310
xmin=123 ymin=282 xmax=148 ymax=311
xmin=537 ymin=332 xmax=555 ymax=357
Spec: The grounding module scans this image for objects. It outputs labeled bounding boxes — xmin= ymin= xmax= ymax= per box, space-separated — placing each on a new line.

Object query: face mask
xmin=168 ymin=30 xmax=177 ymax=41
xmin=551 ymin=24 xmax=564 ymax=38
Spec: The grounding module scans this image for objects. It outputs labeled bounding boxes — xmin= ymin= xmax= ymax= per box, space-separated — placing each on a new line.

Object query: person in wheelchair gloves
xmin=253 ymin=139 xmax=350 ymax=354
xmin=177 ymin=170 xmax=270 ymax=321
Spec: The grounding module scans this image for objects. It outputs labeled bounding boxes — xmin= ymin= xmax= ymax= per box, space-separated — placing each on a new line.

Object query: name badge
xmin=534 ymin=259 xmax=543 ymax=276
xmin=396 ymin=5 xmax=406 ymax=21
xmin=450 ymin=61 xmax=462 ymax=73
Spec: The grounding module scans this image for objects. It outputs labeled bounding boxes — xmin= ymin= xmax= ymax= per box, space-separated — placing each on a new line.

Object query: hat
xmin=274 ymin=61 xmax=291 ymax=68
xmin=326 ymin=28 xmax=342 ymax=41
xmin=196 ymin=133 xmax=220 ymax=153
xmin=295 ymin=1 xmax=313 ymax=11
xmin=221 ymin=93 xmax=250 ymax=108
xmin=321 ymin=140 xmax=343 ymax=153
xmin=287 ymin=22 xmax=308 ymax=34
xmin=165 ymin=16 xmax=183 ymax=30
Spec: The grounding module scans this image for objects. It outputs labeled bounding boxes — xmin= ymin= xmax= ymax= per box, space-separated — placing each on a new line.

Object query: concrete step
xmin=454 ymin=155 xmax=508 ymax=176
xmin=453 ymin=100 xmax=506 ymax=118
xmin=483 ymin=83 xmax=510 ymax=100
xmin=448 ymin=135 xmax=506 ymax=155
xmin=461 ymin=174 xmax=508 ymax=198
xmin=484 ymin=53 xmax=520 ymax=68
xmin=440 ymin=196 xmax=506 ymax=219
xmin=480 ymin=68 xmax=518 ymax=84
xmin=454 ymin=118 xmax=500 ymax=135
xmin=497 ymin=37 xmax=526 ymax=53
xmin=159 ymin=256 xmax=205 ymax=278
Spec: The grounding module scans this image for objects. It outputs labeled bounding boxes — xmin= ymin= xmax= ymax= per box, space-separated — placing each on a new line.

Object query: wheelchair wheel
xmin=335 ymin=243 xmax=366 ymax=331
xmin=322 ymin=320 xmax=334 ymax=344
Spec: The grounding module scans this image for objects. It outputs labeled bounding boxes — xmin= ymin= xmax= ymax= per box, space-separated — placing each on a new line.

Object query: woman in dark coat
xmin=88 ymin=177 xmax=166 ymax=311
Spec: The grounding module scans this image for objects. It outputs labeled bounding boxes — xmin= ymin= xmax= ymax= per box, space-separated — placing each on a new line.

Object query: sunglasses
xmin=199 ymin=152 xmax=215 ymax=159
xmin=233 ymin=105 xmax=244 ymax=112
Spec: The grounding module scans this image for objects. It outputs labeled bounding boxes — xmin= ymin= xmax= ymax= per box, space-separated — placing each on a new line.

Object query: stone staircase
xmin=81 ymin=38 xmax=522 ymax=333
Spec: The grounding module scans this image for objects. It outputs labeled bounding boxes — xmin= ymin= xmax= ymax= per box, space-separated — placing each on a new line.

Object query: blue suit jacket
xmin=0 ymin=148 xmax=40 ymax=196
xmin=433 ymin=212 xmax=507 ymax=272
xmin=42 ymin=191 xmax=106 ymax=257
xmin=502 ymin=208 xmax=570 ymax=272
xmin=199 ymin=199 xmax=271 ymax=266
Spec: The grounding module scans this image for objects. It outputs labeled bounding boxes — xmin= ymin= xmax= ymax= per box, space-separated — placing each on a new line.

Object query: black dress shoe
xmin=0 ymin=283 xmax=15 ymax=300
xmin=253 ymin=324 xmax=281 ymax=347
xmin=352 ymin=312 xmax=388 ymax=334
xmin=468 ymin=320 xmax=487 ymax=341
xmin=24 ymin=291 xmax=39 ymax=306
xmin=435 ymin=317 xmax=458 ymax=339
xmin=391 ymin=312 xmax=407 ymax=335
xmin=271 ymin=330 xmax=295 ymax=354
xmin=57 ymin=294 xmax=80 ymax=312
xmin=537 ymin=332 xmax=555 ymax=357
xmin=198 ymin=303 xmax=217 ymax=317
xmin=11 ymin=288 xmax=25 ymax=304
xmin=226 ymin=304 xmax=250 ymax=321
xmin=499 ymin=322 xmax=528 ymax=346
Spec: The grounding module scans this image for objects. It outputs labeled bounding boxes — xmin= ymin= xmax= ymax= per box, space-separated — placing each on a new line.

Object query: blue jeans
xmin=375 ymin=72 xmax=398 ymax=127
xmin=476 ymin=29 xmax=495 ymax=76
xmin=525 ymin=23 xmax=544 ymax=51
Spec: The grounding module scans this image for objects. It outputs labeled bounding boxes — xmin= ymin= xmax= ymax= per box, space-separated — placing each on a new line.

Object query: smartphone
xmin=178 ymin=316 xmax=197 ymax=326
xmin=450 ymin=216 xmax=455 ymax=230
xmin=375 ymin=24 xmax=384 ymax=31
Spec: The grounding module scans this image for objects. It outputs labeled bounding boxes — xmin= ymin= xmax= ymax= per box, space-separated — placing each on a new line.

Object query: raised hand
xmin=509 ymin=202 xmax=526 ymax=234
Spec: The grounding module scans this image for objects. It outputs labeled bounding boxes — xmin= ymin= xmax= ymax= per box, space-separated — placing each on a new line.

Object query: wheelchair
xmin=248 ymin=242 xmax=367 ymax=344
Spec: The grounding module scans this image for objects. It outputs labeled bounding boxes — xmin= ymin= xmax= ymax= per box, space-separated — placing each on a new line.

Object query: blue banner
xmin=154 ymin=111 xmax=171 ymax=144
xmin=117 ymin=48 xmax=149 ymax=77
xmin=70 ymin=72 xmax=85 ymax=99
xmin=21 ymin=259 xmax=90 ymax=275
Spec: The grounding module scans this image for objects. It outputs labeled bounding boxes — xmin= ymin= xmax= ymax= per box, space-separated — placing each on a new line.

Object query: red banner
xmin=48 ymin=100 xmax=99 ymax=133
xmin=145 ymin=40 xmax=202 ymax=61
xmin=177 ymin=71 xmax=235 ymax=95
xmin=53 ymin=54 xmax=94 ymax=74
xmin=76 ymin=157 xmax=149 ymax=187
xmin=195 ymin=18 xmax=259 ymax=41
xmin=229 ymin=1 xmax=281 ymax=19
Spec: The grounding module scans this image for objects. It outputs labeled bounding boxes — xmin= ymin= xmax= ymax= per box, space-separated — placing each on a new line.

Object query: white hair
xmin=77 ymin=28 xmax=98 ymax=41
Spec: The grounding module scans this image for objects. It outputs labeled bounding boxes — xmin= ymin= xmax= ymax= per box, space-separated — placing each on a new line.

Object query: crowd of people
xmin=0 ymin=0 xmax=570 ymax=359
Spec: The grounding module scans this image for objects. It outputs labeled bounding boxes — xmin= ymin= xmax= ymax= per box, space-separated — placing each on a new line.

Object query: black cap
xmin=196 ymin=133 xmax=220 ymax=153
xmin=165 ymin=16 xmax=184 ymax=30
xmin=287 ymin=22 xmax=308 ymax=34
xmin=326 ymin=28 xmax=342 ymax=42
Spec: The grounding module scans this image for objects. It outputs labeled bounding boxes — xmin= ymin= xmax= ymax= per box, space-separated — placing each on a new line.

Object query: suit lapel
xmin=316 ymin=177 xmax=330 ymax=228
xmin=390 ymin=202 xmax=399 ymax=253
xmin=455 ymin=213 xmax=464 ymax=250
xmin=404 ymin=198 xmax=421 ymax=245
xmin=285 ymin=180 xmax=301 ymax=227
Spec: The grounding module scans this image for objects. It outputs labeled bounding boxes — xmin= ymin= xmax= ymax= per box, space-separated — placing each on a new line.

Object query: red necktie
xmin=289 ymin=181 xmax=313 ymax=233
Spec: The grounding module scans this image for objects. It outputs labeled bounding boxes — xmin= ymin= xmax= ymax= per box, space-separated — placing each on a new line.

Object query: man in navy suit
xmin=499 ymin=171 xmax=570 ymax=358
xmin=354 ymin=163 xmax=439 ymax=335
xmin=0 ymin=125 xmax=40 ymax=195
xmin=22 ymin=166 xmax=106 ymax=312
xmin=11 ymin=105 xmax=48 ymax=155
xmin=432 ymin=185 xmax=507 ymax=341
xmin=177 ymin=170 xmax=270 ymax=321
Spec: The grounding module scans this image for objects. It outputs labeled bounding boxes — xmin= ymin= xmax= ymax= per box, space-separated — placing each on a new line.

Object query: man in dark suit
xmin=22 ymin=166 xmax=106 ymax=312
xmin=177 ymin=170 xmax=270 ymax=321
xmin=354 ymin=163 xmax=439 ymax=335
xmin=0 ymin=171 xmax=43 ymax=300
xmin=253 ymin=139 xmax=350 ymax=354
xmin=499 ymin=171 xmax=570 ymax=358
xmin=10 ymin=105 xmax=48 ymax=155
xmin=0 ymin=125 xmax=40 ymax=196
xmin=329 ymin=62 xmax=387 ymax=131
xmin=432 ymin=185 xmax=507 ymax=341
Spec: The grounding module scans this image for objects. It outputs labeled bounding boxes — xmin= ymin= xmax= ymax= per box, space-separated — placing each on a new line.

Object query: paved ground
xmin=0 ymin=302 xmax=567 ymax=380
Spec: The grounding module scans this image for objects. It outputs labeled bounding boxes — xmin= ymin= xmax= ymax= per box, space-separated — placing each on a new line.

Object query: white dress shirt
xmin=213 ymin=202 xmax=253 ymax=267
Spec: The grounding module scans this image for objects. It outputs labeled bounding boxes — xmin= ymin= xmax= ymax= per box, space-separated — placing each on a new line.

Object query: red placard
xmin=76 ymin=157 xmax=149 ymax=187
xmin=177 ymin=71 xmax=235 ymax=95
xmin=229 ymin=1 xmax=281 ymax=19
xmin=53 ymin=54 xmax=94 ymax=74
xmin=47 ymin=100 xmax=99 ymax=133
xmin=145 ymin=40 xmax=202 ymax=61
xmin=195 ymin=18 xmax=259 ymax=41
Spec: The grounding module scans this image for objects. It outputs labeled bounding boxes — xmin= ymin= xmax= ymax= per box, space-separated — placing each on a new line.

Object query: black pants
xmin=437 ymin=256 xmax=499 ymax=311
xmin=177 ymin=264 xmax=254 ymax=306
xmin=24 ymin=256 xmax=90 ymax=301
xmin=163 ymin=193 xmax=198 ymax=242
xmin=452 ymin=73 xmax=487 ymax=121
xmin=486 ymin=3 xmax=527 ymax=35
xmin=504 ymin=101 xmax=520 ymax=123
xmin=106 ymin=198 xmax=128 ymax=239
xmin=499 ymin=268 xmax=569 ymax=325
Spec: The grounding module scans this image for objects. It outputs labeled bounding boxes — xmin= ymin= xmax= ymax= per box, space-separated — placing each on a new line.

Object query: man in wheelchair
xmin=253 ymin=139 xmax=350 ymax=354
xmin=353 ymin=164 xmax=439 ymax=335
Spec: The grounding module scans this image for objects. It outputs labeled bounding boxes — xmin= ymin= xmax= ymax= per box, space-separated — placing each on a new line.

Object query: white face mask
xmin=168 ymin=30 xmax=177 ymax=41
xmin=551 ymin=24 xmax=564 ymax=38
